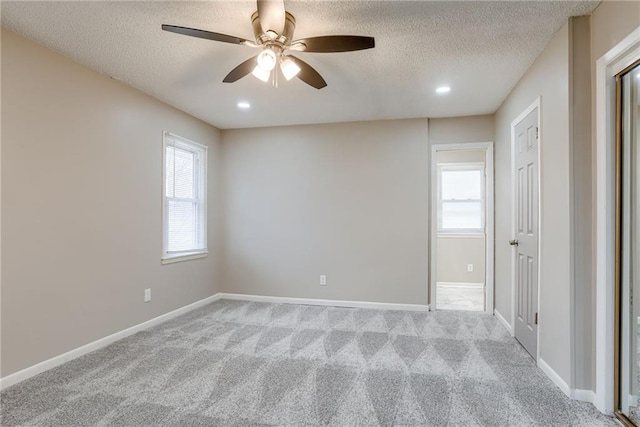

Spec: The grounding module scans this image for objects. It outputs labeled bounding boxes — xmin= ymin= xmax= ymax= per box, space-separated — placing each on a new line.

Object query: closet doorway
xmin=616 ymin=60 xmax=640 ymax=426
xmin=430 ymin=143 xmax=494 ymax=313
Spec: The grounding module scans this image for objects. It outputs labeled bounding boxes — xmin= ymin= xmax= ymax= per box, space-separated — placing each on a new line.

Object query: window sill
xmin=161 ymin=251 xmax=208 ymax=265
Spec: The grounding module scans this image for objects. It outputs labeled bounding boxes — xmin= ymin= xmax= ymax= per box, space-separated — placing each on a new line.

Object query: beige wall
xmin=494 ymin=23 xmax=572 ymax=381
xmin=591 ymin=0 xmax=640 ymax=61
xmin=220 ymin=115 xmax=493 ymax=306
xmin=1 ymin=29 xmax=223 ymax=377
xmin=570 ymin=15 xmax=594 ymax=392
xmin=436 ymin=149 xmax=486 ymax=164
xmin=220 ymin=119 xmax=430 ymax=305
xmin=436 ymin=237 xmax=485 ymax=284
xmin=429 ymin=116 xmax=494 ymax=145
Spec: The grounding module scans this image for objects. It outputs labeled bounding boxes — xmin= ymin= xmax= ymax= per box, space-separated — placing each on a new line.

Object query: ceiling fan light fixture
xmin=257 ymin=49 xmax=277 ymax=71
xmin=252 ymin=65 xmax=271 ymax=82
xmin=280 ymin=57 xmax=301 ymax=80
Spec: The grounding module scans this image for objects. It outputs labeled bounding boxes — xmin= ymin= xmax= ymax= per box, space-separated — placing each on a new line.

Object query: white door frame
xmin=594 ymin=25 xmax=640 ymax=415
xmin=430 ymin=142 xmax=495 ymax=314
xmin=510 ymin=98 xmax=542 ymax=364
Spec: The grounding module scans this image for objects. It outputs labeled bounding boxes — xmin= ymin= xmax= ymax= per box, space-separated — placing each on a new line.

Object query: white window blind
xmin=437 ymin=164 xmax=484 ymax=233
xmin=163 ymin=132 xmax=207 ymax=262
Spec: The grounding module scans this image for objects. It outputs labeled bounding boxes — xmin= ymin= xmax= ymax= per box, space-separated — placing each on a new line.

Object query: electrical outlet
xmin=144 ymin=288 xmax=151 ymax=302
xmin=467 ymin=264 xmax=473 ymax=272
xmin=319 ymin=275 xmax=327 ymax=286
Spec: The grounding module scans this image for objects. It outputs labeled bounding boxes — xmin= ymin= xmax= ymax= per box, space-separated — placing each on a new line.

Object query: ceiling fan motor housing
xmin=251 ymin=11 xmax=296 ymax=47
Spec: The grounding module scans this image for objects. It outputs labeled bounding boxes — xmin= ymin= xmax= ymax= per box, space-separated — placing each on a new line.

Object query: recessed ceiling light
xmin=436 ymin=86 xmax=451 ymax=94
xmin=237 ymin=101 xmax=251 ymax=109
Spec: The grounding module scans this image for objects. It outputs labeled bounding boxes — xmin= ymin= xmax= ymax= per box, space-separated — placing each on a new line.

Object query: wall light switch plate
xmin=320 ymin=275 xmax=327 ymax=286
xmin=144 ymin=288 xmax=151 ymax=302
xmin=467 ymin=264 xmax=473 ymax=272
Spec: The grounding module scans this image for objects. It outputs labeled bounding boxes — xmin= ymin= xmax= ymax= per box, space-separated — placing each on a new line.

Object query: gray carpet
xmin=1 ymin=299 xmax=616 ymax=426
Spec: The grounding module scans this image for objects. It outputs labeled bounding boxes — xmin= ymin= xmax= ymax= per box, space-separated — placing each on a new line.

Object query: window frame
xmin=436 ymin=162 xmax=485 ymax=236
xmin=162 ymin=131 xmax=208 ymax=264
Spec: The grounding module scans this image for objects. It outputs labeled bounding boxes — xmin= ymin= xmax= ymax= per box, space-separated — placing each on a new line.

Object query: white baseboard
xmin=493 ymin=308 xmax=513 ymax=335
xmin=436 ymin=282 xmax=484 ymax=289
xmin=538 ymin=358 xmax=571 ymax=398
xmin=0 ymin=293 xmax=223 ymax=390
xmin=218 ymin=293 xmax=429 ymax=312
xmin=572 ymin=389 xmax=596 ymax=404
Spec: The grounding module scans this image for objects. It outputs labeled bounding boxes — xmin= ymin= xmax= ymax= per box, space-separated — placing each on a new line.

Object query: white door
xmin=512 ymin=108 xmax=539 ymax=358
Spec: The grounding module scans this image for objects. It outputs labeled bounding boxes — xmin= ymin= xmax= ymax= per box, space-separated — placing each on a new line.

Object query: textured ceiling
xmin=1 ymin=1 xmax=599 ymax=129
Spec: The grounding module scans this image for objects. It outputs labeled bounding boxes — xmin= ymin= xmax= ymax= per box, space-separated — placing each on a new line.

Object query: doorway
xmin=510 ymin=100 xmax=540 ymax=360
xmin=430 ymin=143 xmax=494 ymax=313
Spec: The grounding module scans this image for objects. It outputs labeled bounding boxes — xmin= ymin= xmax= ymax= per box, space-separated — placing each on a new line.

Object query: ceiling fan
xmin=162 ymin=0 xmax=375 ymax=89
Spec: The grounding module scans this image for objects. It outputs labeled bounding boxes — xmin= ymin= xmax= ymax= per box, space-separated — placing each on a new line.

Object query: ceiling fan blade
xmin=291 ymin=36 xmax=375 ymax=53
xmin=223 ymin=55 xmax=258 ymax=83
xmin=162 ymin=25 xmax=256 ymax=46
xmin=257 ymin=0 xmax=286 ymax=35
xmin=289 ymin=56 xmax=327 ymax=89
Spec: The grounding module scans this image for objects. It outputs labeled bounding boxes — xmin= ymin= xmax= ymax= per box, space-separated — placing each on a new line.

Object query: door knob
xmin=509 ymin=239 xmax=519 ymax=246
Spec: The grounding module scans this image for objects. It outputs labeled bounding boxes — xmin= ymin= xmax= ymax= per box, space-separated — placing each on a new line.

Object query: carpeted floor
xmin=1 ymin=299 xmax=616 ymax=426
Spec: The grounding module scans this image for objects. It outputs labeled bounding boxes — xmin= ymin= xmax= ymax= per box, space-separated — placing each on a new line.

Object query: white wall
xmin=1 ymin=28 xmax=223 ymax=377
xmin=494 ymin=22 xmax=572 ymax=381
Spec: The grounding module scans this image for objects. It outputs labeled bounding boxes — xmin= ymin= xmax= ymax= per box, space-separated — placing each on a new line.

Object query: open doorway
xmin=430 ymin=143 xmax=494 ymax=313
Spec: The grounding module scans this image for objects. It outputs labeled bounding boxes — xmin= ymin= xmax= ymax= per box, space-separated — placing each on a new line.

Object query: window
xmin=437 ymin=163 xmax=484 ymax=234
xmin=162 ymin=132 xmax=207 ymax=263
